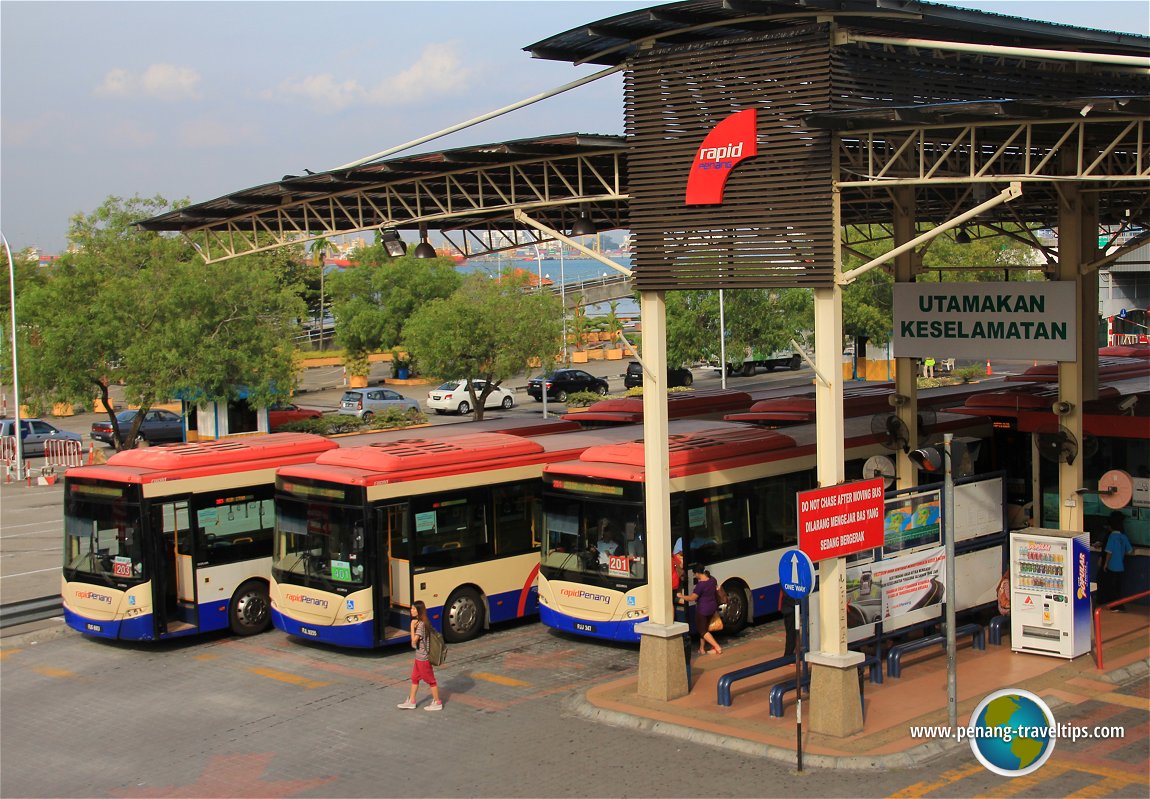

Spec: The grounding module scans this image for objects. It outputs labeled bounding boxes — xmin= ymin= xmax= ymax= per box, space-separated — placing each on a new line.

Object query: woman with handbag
xmin=679 ymin=565 xmax=723 ymax=655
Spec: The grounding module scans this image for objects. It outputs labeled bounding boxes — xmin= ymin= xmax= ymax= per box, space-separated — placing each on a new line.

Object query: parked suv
xmin=339 ymin=388 xmax=420 ymax=420
xmin=622 ymin=361 xmax=693 ymax=389
xmin=526 ymin=369 xmax=609 ymax=402
xmin=0 ymin=418 xmax=83 ymax=457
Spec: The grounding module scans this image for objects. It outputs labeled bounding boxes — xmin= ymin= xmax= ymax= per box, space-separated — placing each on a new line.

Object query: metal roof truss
xmin=176 ymin=150 xmax=627 ymax=264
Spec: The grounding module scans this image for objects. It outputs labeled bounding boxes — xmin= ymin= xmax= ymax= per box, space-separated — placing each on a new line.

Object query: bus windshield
xmin=541 ymin=497 xmax=646 ymax=582
xmin=63 ymin=491 xmax=146 ymax=584
xmin=274 ymin=496 xmax=367 ymax=588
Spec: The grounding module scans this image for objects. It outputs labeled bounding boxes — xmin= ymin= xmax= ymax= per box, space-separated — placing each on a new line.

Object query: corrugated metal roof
xmin=525 ymin=0 xmax=1149 ymax=66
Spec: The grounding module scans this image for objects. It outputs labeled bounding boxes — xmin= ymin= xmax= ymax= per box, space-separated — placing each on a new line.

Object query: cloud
xmin=262 ymin=42 xmax=473 ymax=112
xmin=95 ymin=64 xmax=202 ymax=101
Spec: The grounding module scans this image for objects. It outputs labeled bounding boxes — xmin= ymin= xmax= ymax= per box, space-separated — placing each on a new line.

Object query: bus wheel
xmin=719 ymin=581 xmax=749 ymax=634
xmin=230 ymin=580 xmax=271 ymax=635
xmin=442 ymin=588 xmax=484 ymax=643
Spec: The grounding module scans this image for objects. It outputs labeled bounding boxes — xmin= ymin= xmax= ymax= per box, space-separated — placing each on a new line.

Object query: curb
xmin=561 ymin=691 xmax=965 ymax=770
xmin=564 ymin=655 xmax=1150 ymax=770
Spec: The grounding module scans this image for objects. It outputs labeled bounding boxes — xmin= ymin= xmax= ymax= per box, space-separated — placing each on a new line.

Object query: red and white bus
xmin=61 ymin=434 xmax=341 ymax=641
xmin=536 ymin=414 xmax=995 ymax=643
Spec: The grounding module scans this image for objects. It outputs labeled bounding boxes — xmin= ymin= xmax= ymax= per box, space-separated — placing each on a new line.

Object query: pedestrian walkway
xmin=571 ymin=609 xmax=1149 ymax=773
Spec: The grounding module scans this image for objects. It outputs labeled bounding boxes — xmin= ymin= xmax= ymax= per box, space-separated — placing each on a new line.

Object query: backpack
xmin=427 ymin=625 xmax=448 ymax=667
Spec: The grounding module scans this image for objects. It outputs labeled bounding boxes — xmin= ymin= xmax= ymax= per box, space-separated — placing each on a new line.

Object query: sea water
xmin=459 ymin=256 xmax=637 ymax=317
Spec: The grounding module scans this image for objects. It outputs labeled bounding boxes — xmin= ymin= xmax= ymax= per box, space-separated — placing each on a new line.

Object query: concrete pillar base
xmin=808 ymin=655 xmax=864 ymax=737
xmin=635 ymin=621 xmax=690 ymax=701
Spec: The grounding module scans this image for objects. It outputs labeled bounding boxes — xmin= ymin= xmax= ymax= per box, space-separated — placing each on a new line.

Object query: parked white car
xmin=426 ymin=380 xmax=514 ymax=415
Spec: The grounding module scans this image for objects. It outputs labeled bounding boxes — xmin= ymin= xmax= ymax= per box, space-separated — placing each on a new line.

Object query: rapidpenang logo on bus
xmin=75 ymin=590 xmax=113 ymax=605
xmin=560 ymin=588 xmax=611 ymax=604
xmin=284 ymin=593 xmax=330 ymax=609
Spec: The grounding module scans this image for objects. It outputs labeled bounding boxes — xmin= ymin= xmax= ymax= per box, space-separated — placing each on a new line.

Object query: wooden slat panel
xmin=625 ymin=24 xmax=835 ymax=290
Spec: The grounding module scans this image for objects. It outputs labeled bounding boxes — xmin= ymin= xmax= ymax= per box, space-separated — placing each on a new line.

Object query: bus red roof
xmin=314 ymin=432 xmax=545 ymax=472
xmin=577 ymin=424 xmax=796 ymax=469
xmin=64 ymin=433 xmax=339 ymax=483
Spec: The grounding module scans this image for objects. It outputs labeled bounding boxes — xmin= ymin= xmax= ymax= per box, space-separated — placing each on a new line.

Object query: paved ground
xmin=1 ymin=604 xmax=1144 ymax=798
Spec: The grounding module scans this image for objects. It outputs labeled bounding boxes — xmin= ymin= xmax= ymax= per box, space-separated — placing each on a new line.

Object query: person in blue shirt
xmin=1101 ymin=512 xmax=1134 ymax=612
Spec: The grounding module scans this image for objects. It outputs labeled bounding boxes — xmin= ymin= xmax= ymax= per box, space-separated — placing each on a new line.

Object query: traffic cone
xmin=986 ymin=359 xmax=993 ymax=376
xmin=87 ymin=442 xmax=96 ymax=465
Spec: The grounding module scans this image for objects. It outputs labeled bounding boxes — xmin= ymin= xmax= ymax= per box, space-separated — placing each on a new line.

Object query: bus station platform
xmin=572 ymin=609 xmax=1149 ymax=770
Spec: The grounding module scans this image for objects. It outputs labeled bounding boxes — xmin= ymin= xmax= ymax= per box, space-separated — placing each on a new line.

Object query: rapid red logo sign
xmin=685 ymin=108 xmax=758 ymax=205
xmin=798 ymin=478 xmax=885 ymax=561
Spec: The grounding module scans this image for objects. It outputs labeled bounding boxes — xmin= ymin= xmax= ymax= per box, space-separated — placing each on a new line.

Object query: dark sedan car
xmin=622 ymin=361 xmax=694 ymax=389
xmin=526 ymin=369 xmax=610 ymax=402
xmin=91 ymin=409 xmax=185 ymax=446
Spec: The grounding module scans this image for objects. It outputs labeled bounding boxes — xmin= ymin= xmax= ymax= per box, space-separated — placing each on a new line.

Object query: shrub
xmin=564 ymin=390 xmax=612 ymax=408
xmin=953 ymin=365 xmax=984 ymax=383
xmin=365 ymin=406 xmax=427 ymax=429
xmin=622 ymin=386 xmax=694 ymax=398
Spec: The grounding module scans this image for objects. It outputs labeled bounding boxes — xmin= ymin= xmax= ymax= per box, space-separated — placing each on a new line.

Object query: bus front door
xmin=380 ymin=504 xmax=410 ymax=642
xmin=154 ymin=499 xmax=197 ymax=635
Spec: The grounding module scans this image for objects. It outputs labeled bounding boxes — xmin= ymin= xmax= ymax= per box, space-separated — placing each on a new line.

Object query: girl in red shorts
xmin=397 ymin=600 xmax=443 ymax=710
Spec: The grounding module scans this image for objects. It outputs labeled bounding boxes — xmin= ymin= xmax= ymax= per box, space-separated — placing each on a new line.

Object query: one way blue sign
xmin=779 ymin=550 xmax=815 ymax=599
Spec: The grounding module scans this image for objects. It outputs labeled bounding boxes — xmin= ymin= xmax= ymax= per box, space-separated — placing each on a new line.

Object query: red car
xmin=268 ymin=403 xmax=323 ymax=431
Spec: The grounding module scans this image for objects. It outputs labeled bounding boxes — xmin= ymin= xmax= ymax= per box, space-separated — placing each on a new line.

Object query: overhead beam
xmin=839 ymin=182 xmax=1022 ymax=284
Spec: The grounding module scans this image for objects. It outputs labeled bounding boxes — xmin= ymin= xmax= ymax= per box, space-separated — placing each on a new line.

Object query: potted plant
xmin=344 ymin=350 xmax=371 ymax=388
xmin=391 ymin=348 xmax=411 ymax=380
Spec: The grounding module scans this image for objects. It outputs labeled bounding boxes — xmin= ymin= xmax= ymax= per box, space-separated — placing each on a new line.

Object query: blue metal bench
xmin=988 ymin=614 xmax=1009 ymax=645
xmin=716 ymin=654 xmax=795 ymax=707
xmin=768 ymin=673 xmax=811 ymax=717
xmin=886 ymin=623 xmax=985 ymax=679
xmin=768 ymin=668 xmax=868 ymax=718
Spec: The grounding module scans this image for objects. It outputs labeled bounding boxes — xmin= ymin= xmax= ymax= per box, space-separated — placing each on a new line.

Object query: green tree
xmin=842 ymin=224 xmax=1042 ymax=351
xmin=0 ymin=245 xmax=48 ymax=394
xmin=15 ymin=195 xmax=307 ymax=450
xmin=327 ymin=247 xmax=461 ymax=375
xmin=404 ymin=270 xmax=562 ymax=420
xmin=663 ymin=288 xmax=813 ymax=369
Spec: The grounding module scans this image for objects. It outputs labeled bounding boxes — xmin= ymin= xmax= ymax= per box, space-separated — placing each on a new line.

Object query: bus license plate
xmin=86 ymin=623 xmax=102 ymax=632
xmin=299 ymin=627 xmax=318 ymax=637
xmin=574 ymin=622 xmax=596 ymax=633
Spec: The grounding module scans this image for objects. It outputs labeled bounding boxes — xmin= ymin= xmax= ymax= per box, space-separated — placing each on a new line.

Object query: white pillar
xmin=635 ymin=289 xmax=689 ymax=700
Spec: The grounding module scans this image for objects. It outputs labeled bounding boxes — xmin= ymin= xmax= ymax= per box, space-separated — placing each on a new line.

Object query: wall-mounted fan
xmin=870 ymin=412 xmax=910 ymax=453
xmin=1037 ymin=426 xmax=1079 ymax=464
xmin=863 ymin=454 xmax=896 ymax=488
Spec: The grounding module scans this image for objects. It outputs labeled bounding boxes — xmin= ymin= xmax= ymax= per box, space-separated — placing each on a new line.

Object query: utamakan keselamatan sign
xmin=798 ymin=478 xmax=885 ymax=562
xmin=892 ymin=282 xmax=1076 ymax=361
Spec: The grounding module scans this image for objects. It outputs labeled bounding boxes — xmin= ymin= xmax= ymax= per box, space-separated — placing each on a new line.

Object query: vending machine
xmin=1009 ymin=528 xmax=1092 ymax=659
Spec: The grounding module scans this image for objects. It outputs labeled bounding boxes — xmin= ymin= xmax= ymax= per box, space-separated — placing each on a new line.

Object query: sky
xmin=2 ymin=0 xmax=1148 ymax=255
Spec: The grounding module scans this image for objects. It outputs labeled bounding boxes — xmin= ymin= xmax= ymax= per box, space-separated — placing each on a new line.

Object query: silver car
xmin=339 ymin=388 xmax=420 ymax=420
xmin=0 ymin=418 xmax=83 ymax=458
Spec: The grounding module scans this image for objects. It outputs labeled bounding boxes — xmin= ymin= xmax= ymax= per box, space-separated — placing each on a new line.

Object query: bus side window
xmin=493 ymin=483 xmax=536 ymax=557
xmin=197 ymin=495 xmax=273 ymax=565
